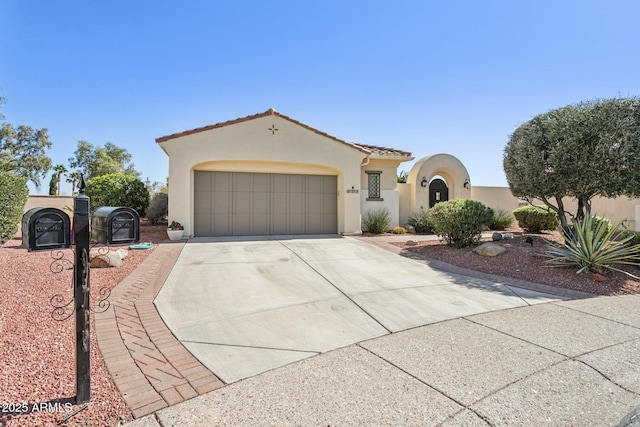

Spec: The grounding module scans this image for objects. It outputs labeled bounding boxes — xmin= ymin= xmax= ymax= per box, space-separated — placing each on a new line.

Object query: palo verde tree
xmin=503 ymin=98 xmax=640 ymax=232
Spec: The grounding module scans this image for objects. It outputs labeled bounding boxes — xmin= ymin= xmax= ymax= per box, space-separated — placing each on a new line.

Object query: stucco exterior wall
xmin=407 ymin=154 xmax=471 ymax=215
xmin=360 ymin=159 xmax=411 ymax=230
xmin=361 ymin=189 xmax=401 ymax=229
xmin=397 ymin=182 xmax=412 ymax=226
xmin=159 ymin=115 xmax=368 ymax=236
xmin=24 ymin=195 xmax=74 ymax=213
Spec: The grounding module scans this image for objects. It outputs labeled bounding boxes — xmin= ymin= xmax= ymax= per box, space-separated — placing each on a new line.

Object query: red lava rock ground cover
xmin=2 ymin=223 xmax=638 ymax=425
xmin=1 ymin=220 xmax=168 ymax=426
xmin=396 ymin=230 xmax=640 ymax=296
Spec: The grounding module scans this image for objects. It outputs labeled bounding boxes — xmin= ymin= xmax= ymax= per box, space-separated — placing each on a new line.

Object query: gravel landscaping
xmin=396 ymin=231 xmax=640 ymax=296
xmin=0 ymin=221 xmax=167 ymax=426
xmin=2 ymin=223 xmax=638 ymax=426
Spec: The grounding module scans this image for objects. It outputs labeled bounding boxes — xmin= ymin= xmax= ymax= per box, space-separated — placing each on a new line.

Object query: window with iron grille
xmin=366 ymin=171 xmax=382 ymax=200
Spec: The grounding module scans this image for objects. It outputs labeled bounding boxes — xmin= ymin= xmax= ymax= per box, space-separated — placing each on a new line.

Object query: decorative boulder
xmin=474 ymin=242 xmax=507 ymax=257
xmin=492 ymin=232 xmax=503 ymax=241
xmin=89 ymin=250 xmax=123 ymax=268
xmin=404 ymin=225 xmax=416 ymax=234
xmin=406 ymin=239 xmax=418 ymax=246
xmin=504 ymin=232 xmax=514 ymax=239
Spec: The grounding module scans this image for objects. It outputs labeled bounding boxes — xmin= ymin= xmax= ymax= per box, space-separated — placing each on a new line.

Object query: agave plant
xmin=544 ymin=214 xmax=640 ymax=276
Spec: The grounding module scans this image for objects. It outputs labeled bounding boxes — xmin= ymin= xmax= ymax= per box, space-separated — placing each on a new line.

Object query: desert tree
xmin=68 ymin=140 xmax=140 ymax=180
xmin=0 ymin=96 xmax=52 ymax=187
xmin=503 ymin=98 xmax=640 ymax=232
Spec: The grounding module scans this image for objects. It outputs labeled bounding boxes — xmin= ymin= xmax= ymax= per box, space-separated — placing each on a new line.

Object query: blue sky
xmin=2 ymin=1 xmax=639 ymax=194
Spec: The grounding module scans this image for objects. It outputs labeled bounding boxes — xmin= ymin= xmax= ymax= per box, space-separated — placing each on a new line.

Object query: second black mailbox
xmin=91 ymin=206 xmax=140 ymax=245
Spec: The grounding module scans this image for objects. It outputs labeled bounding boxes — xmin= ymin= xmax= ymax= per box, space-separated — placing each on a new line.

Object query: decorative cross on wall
xmin=268 ymin=124 xmax=278 ymax=135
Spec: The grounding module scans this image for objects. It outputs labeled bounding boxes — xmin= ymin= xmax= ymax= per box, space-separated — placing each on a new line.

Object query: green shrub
xmin=85 ymin=173 xmax=150 ymax=217
xmin=0 ymin=172 xmax=28 ymax=245
xmin=544 ymin=214 xmax=640 ymax=275
xmin=362 ymin=208 xmax=391 ymax=234
xmin=489 ymin=208 xmax=514 ymax=230
xmin=512 ymin=205 xmax=559 ymax=233
xmin=621 ymin=230 xmax=640 ymax=247
xmin=591 ymin=216 xmax=612 ymax=235
xmin=407 ymin=209 xmax=434 ymax=234
xmin=429 ymin=199 xmax=494 ymax=248
xmin=146 ymin=192 xmax=168 ymax=225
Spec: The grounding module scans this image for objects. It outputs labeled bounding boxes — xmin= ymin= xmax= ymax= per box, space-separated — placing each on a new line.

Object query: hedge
xmin=0 ymin=172 xmax=28 ymax=245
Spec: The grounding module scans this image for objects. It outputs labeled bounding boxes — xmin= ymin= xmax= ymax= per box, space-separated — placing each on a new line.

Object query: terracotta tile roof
xmin=155 ymin=108 xmax=411 ymax=158
xmin=352 ymin=143 xmax=412 ymax=157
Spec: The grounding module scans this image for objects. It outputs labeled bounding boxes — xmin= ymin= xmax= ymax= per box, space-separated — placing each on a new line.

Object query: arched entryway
xmin=429 ymin=178 xmax=449 ymax=208
xmin=405 ymin=153 xmax=472 ymax=217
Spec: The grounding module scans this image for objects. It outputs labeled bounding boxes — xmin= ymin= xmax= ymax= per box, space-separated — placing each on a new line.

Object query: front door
xmin=429 ymin=178 xmax=448 ymax=208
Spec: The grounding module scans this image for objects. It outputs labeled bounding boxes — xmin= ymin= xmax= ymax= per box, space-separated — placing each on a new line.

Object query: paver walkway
xmin=95 ymin=241 xmax=224 ymax=418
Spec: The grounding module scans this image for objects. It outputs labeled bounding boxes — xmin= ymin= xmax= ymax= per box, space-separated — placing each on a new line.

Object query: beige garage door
xmin=194 ymin=171 xmax=338 ymax=236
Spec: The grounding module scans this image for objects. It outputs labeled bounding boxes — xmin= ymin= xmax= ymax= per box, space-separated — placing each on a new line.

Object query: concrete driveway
xmin=154 ymin=236 xmax=567 ymax=383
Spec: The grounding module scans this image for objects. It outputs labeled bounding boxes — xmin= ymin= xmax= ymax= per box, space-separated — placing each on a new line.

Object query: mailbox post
xmin=74 ymin=177 xmax=91 ymax=404
xmin=22 ymin=174 xmax=141 ymax=405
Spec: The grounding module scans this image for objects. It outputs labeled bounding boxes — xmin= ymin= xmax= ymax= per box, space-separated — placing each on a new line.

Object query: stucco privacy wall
xmin=158 ymin=114 xmax=368 ymax=236
xmin=24 ymin=196 xmax=74 ymax=213
xmin=470 ymin=188 xmax=640 ymax=231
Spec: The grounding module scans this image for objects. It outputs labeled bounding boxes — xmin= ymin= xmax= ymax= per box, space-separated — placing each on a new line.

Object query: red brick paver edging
xmin=95 ymin=241 xmax=224 ymax=418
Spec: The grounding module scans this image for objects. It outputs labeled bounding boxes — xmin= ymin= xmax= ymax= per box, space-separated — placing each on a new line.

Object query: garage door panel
xmin=235 ymin=173 xmax=253 ymax=191
xmin=289 ymin=193 xmax=305 ymax=214
xmin=324 ymin=213 xmax=338 ymax=231
xmin=307 ymin=213 xmax=323 ymax=233
xmin=252 ymin=174 xmax=269 ymax=192
xmin=271 ymin=215 xmax=287 ymax=234
xmin=212 ymin=192 xmax=231 ymax=214
xmin=288 ymin=175 xmax=304 ymax=192
xmin=323 ymin=177 xmax=337 ymax=193
xmin=234 ymin=214 xmax=251 ymax=234
xmin=234 ymin=192 xmax=252 ymax=214
xmin=194 ymin=171 xmax=211 ymax=192
xmin=288 ymin=215 xmax=305 ymax=234
xmin=307 ymin=194 xmax=322 ymax=212
xmin=213 ymin=172 xmax=232 ymax=191
xmin=307 ymin=175 xmax=323 ymax=193
xmin=194 ymin=213 xmax=211 ymax=236
xmin=272 ymin=193 xmax=287 ymax=214
xmin=194 ymin=191 xmax=211 ymax=214
xmin=272 ymin=174 xmax=287 ymax=189
xmin=323 ymin=193 xmax=337 ymax=213
xmin=252 ymin=192 xmax=269 ymax=214
xmin=212 ymin=214 xmax=232 ymax=236
xmin=194 ymin=171 xmax=337 ymax=236
xmin=252 ymin=214 xmax=269 ymax=235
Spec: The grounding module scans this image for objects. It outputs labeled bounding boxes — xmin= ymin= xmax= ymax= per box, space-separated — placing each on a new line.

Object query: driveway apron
xmin=154 ymin=236 xmax=567 ymax=383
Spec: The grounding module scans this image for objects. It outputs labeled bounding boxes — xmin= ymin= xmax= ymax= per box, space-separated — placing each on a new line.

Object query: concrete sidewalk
xmin=128 ymin=294 xmax=640 ymax=426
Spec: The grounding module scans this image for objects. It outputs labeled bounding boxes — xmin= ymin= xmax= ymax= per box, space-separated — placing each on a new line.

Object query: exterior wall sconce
xmin=421 ymin=177 xmax=428 ymax=188
xmin=463 ymin=178 xmax=470 ymax=189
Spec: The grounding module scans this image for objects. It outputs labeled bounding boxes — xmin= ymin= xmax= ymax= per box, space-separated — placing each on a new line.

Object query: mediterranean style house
xmin=156 ymin=109 xmax=640 ymax=237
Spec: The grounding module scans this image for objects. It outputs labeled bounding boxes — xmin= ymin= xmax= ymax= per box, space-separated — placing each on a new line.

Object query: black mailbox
xmin=22 ymin=208 xmax=72 ymax=252
xmin=91 ymin=206 xmax=140 ymax=245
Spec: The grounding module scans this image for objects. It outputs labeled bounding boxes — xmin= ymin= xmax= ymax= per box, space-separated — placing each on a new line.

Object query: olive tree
xmin=503 ymin=98 xmax=640 ymax=232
